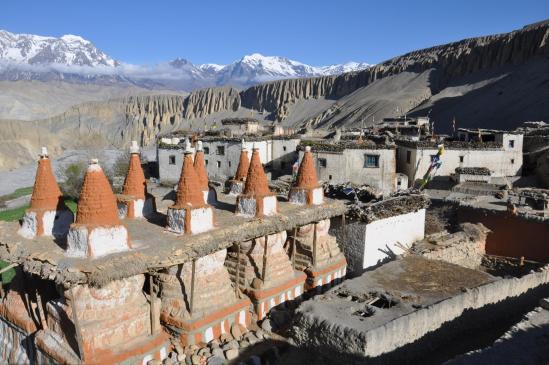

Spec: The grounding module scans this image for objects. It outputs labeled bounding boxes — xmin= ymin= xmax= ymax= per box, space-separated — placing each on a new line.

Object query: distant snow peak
xmin=0 ymin=30 xmax=371 ymax=88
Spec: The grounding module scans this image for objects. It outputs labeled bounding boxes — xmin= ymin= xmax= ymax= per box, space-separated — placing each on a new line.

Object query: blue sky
xmin=2 ymin=0 xmax=548 ymax=66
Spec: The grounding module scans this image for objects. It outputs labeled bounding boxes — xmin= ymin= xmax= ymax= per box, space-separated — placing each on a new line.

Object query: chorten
xmin=66 ymin=159 xmax=130 ymax=258
xmin=235 ymin=147 xmax=277 ymax=217
xmin=18 ymin=147 xmax=73 ymax=239
xmin=288 ymin=146 xmax=324 ymax=205
xmin=118 ymin=141 xmax=155 ymax=218
xmin=167 ymin=141 xmax=214 ymax=234
xmin=193 ymin=141 xmax=210 ymax=204
xmin=229 ymin=140 xmax=250 ymax=195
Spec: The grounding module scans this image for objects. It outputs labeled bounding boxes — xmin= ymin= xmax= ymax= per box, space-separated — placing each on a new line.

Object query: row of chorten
xmin=17 ymin=139 xmax=323 ymax=258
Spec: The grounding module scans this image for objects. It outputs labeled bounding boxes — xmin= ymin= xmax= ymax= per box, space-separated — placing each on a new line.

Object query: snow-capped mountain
xmin=0 ymin=30 xmax=117 ymax=67
xmin=0 ymin=30 xmax=370 ymax=89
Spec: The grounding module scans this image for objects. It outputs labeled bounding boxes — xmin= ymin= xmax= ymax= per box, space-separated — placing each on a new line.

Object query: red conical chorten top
xmin=173 ymin=151 xmax=205 ymax=208
xmin=295 ymin=146 xmax=319 ymax=189
xmin=242 ymin=148 xmax=271 ymax=196
xmin=75 ymin=159 xmax=121 ymax=226
xmin=30 ymin=147 xmax=63 ymax=210
xmin=122 ymin=141 xmax=146 ymax=199
xmin=234 ymin=146 xmax=250 ymax=181
xmin=193 ymin=141 xmax=209 ymax=190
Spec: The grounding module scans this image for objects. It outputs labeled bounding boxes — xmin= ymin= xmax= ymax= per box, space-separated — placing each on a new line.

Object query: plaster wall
xmin=305 ymin=149 xmax=396 ymax=194
xmin=396 ymin=145 xmax=523 ymax=186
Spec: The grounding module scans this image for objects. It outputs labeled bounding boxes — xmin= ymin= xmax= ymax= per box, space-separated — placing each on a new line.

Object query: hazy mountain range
xmin=0 ymin=30 xmax=371 ymax=89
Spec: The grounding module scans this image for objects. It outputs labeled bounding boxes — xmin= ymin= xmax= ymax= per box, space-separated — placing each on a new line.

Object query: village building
xmin=299 ymin=140 xmax=400 ymax=195
xmin=396 ymin=130 xmax=523 ymax=187
xmin=158 ymin=136 xmax=300 ymax=184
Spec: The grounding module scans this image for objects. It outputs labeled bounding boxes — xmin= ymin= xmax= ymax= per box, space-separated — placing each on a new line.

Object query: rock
xmin=219 ymin=333 xmax=233 ymax=343
xmin=244 ymin=333 xmax=259 ymax=345
xmin=191 ymin=354 xmax=202 ymax=365
xmin=539 ymin=297 xmax=549 ymax=310
xmin=239 ymin=340 xmax=250 ymax=348
xmin=260 ymin=318 xmax=272 ymax=332
xmin=224 ymin=349 xmax=239 ymax=360
xmin=147 ymin=360 xmax=162 ymax=365
xmin=185 ymin=353 xmax=193 ymax=365
xmin=177 ymin=353 xmax=187 ymax=363
xmin=174 ymin=343 xmax=185 ymax=354
xmin=222 ymin=340 xmax=239 ymax=351
xmin=208 ymin=339 xmax=220 ymax=349
xmin=212 ymin=348 xmax=225 ymax=359
xmin=163 ymin=358 xmax=174 ymax=365
xmin=254 ymin=329 xmax=265 ymax=339
xmin=198 ymin=347 xmax=211 ymax=357
xmin=230 ymin=323 xmax=243 ymax=339
xmin=207 ymin=356 xmax=226 ymax=365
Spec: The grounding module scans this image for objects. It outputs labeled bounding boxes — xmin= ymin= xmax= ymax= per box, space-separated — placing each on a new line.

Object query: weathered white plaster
xmin=237 ymin=197 xmax=256 ymax=217
xmin=167 ymin=208 xmax=186 ymax=233
xmin=229 ymin=181 xmax=245 ymax=196
xmin=88 ymin=226 xmax=129 ymax=258
xmin=204 ymin=327 xmax=214 ymax=343
xmin=190 ymin=207 xmax=214 ymax=234
xmin=17 ymin=211 xmax=37 ymax=239
xmin=262 ymin=195 xmax=277 ymax=216
xmin=66 ymin=225 xmax=129 ymax=258
xmin=289 ymin=189 xmax=307 ymax=205
xmin=117 ymin=202 xmax=128 ymax=219
xmin=362 ymin=209 xmax=425 ymax=269
xmin=133 ymin=199 xmax=145 ymax=218
xmin=66 ymin=226 xmax=89 ymax=258
xmin=311 ymin=187 xmax=324 ymax=205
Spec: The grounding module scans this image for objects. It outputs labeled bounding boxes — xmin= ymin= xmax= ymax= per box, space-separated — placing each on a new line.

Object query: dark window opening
xmin=169 ymin=155 xmax=176 ymax=165
xmin=329 ymin=175 xmax=332 ymax=180
xmin=283 ymin=146 xmax=287 ymax=152
xmin=459 ymin=156 xmax=464 ymax=163
xmin=511 ymin=158 xmax=515 ymax=164
xmin=319 ymin=158 xmax=327 ymax=168
xmin=203 ymin=147 xmax=210 ymax=155
xmin=365 ymin=154 xmax=379 ymax=168
xmin=509 ymin=140 xmax=515 ymax=148
xmin=205 ymin=160 xmax=209 ymax=166
xmin=228 ymin=161 xmax=232 ymax=167
xmin=406 ymin=151 xmax=411 ymax=164
xmin=216 ymin=146 xmax=225 ymax=155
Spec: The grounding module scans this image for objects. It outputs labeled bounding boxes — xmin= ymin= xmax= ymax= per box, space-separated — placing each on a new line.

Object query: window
xmin=205 ymin=159 xmax=209 ymax=166
xmin=203 ymin=147 xmax=210 ymax=155
xmin=228 ymin=161 xmax=232 ymax=167
xmin=329 ymin=175 xmax=333 ymax=180
xmin=459 ymin=156 xmax=464 ymax=163
xmin=318 ymin=158 xmax=327 ymax=168
xmin=365 ymin=154 xmax=379 ymax=168
xmin=283 ymin=146 xmax=287 ymax=152
xmin=406 ymin=151 xmax=411 ymax=164
xmin=216 ymin=146 xmax=225 ymax=155
xmin=509 ymin=140 xmax=515 ymax=148
xmin=217 ymin=161 xmax=221 ymax=168
xmin=169 ymin=155 xmax=176 ymax=165
xmin=511 ymin=158 xmax=515 ymax=164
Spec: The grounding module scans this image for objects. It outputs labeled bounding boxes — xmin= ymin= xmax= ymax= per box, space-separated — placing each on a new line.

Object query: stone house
xmin=299 ymin=141 xmax=398 ymax=195
xmin=396 ymin=131 xmax=523 ymax=186
xmin=158 ymin=136 xmax=301 ymax=183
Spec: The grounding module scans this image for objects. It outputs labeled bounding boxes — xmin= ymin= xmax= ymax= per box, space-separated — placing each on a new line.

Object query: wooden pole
xmin=312 ymin=223 xmax=317 ymax=267
xmin=189 ymin=260 xmax=196 ymax=315
xmin=341 ymin=213 xmax=347 ymax=255
xmin=35 ymin=289 xmax=48 ymax=330
xmin=291 ymin=227 xmax=297 ymax=270
xmin=149 ymin=274 xmax=157 ymax=335
xmin=235 ymin=243 xmax=241 ymax=296
xmin=261 ymin=235 xmax=269 ymax=281
xmin=70 ymin=287 xmax=85 ymax=364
